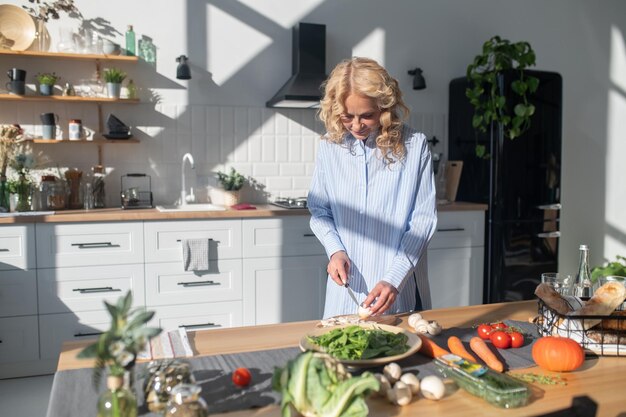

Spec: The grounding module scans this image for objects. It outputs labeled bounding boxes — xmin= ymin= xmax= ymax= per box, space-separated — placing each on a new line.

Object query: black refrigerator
xmin=448 ymin=70 xmax=563 ymax=303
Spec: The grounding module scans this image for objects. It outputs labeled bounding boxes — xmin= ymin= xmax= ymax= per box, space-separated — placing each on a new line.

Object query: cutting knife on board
xmin=344 ymin=282 xmax=361 ymax=308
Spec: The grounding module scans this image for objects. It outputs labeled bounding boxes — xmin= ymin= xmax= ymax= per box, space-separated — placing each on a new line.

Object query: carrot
xmin=417 ymin=333 xmax=451 ymax=358
xmin=469 ymin=336 xmax=504 ymax=372
xmin=447 ymin=336 xmax=477 ymax=362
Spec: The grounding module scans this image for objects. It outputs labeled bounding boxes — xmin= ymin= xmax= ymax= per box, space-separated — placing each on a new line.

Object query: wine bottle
xmin=574 ymin=244 xmax=593 ymax=297
xmin=125 ymin=25 xmax=136 ymax=56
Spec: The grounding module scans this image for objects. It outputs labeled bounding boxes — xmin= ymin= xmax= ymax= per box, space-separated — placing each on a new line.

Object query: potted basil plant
xmin=103 ymin=68 xmax=127 ymax=99
xmin=36 ymin=72 xmax=59 ymax=96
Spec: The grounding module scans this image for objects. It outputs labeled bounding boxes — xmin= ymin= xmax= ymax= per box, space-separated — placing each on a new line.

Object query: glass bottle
xmin=164 ymin=384 xmax=208 ymax=417
xmin=126 ymin=79 xmax=137 ymax=99
xmin=65 ymin=169 xmax=83 ymax=209
xmin=125 ymin=25 xmax=136 ymax=56
xmin=97 ymin=375 xmax=138 ymax=417
xmin=92 ymin=165 xmax=106 ymax=208
xmin=574 ymin=244 xmax=593 ymax=298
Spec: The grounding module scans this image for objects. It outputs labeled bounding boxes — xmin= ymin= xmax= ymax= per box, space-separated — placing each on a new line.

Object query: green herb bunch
xmin=307 ymin=325 xmax=409 ymax=360
xmin=78 ymin=291 xmax=162 ymax=387
xmin=216 ymin=167 xmax=246 ymax=191
xmin=36 ymin=72 xmax=58 ymax=86
xmin=103 ymin=68 xmax=127 ymax=84
xmin=466 ymin=36 xmax=540 ymax=158
xmin=592 ymin=255 xmax=626 ymax=282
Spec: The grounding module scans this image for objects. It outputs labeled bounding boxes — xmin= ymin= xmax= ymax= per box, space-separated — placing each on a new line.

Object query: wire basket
xmin=537 ymin=299 xmax=626 ymax=356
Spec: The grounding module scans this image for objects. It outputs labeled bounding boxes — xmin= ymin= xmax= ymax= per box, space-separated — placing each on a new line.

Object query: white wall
xmin=2 ymin=0 xmax=626 ymax=273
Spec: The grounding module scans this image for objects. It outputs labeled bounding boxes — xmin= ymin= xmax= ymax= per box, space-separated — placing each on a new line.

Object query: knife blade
xmin=345 ymin=284 xmax=361 ymax=308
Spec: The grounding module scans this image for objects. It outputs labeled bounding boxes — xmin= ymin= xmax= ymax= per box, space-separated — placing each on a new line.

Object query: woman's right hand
xmin=328 ymin=251 xmax=350 ymax=286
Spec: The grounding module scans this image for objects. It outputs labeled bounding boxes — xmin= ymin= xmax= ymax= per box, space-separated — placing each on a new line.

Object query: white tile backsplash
xmin=1 ymin=103 xmax=444 ymax=206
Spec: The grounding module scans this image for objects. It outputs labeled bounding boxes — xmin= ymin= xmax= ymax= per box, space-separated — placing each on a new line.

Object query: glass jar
xmin=163 ymin=384 xmax=208 ymax=417
xmin=92 ymin=165 xmax=106 ymax=208
xmin=143 ymin=360 xmax=195 ymax=413
xmin=64 ymin=169 xmax=83 ymax=209
xmin=14 ymin=174 xmax=32 ymax=212
xmin=97 ymin=375 xmax=138 ymax=417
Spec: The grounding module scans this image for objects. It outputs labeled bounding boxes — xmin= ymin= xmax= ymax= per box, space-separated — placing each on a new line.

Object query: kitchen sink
xmin=156 ymin=204 xmax=226 ymax=212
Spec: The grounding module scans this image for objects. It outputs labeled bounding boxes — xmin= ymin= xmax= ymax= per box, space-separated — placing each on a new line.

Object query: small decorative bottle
xmin=574 ymin=244 xmax=593 ymax=298
xmin=97 ymin=375 xmax=138 ymax=417
xmin=125 ymin=25 xmax=136 ymax=56
xmin=164 ymin=384 xmax=208 ymax=417
xmin=126 ymin=79 xmax=137 ymax=100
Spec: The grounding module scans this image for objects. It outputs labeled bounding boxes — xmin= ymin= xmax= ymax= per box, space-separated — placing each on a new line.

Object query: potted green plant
xmin=78 ymin=291 xmax=161 ymax=417
xmin=214 ymin=167 xmax=246 ymax=206
xmin=103 ymin=68 xmax=127 ymax=99
xmin=36 ymin=72 xmax=59 ymax=96
xmin=465 ymin=36 xmax=539 ymax=158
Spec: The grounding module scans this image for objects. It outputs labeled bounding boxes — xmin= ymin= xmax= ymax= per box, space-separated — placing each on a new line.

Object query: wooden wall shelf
xmin=0 ymin=94 xmax=139 ymax=103
xmin=0 ymin=49 xmax=139 ymax=62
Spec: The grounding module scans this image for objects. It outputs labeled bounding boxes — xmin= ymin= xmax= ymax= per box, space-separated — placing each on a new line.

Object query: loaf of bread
xmin=535 ymin=283 xmax=575 ymax=315
xmin=591 ymin=310 xmax=626 ymax=332
xmin=571 ymin=282 xmax=626 ymax=316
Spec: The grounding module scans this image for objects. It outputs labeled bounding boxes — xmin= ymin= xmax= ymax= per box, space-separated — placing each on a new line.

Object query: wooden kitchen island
xmin=57 ymin=300 xmax=626 ymax=416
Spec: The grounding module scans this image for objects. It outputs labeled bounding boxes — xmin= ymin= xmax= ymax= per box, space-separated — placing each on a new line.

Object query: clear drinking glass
xmin=541 ymin=272 xmax=573 ymax=295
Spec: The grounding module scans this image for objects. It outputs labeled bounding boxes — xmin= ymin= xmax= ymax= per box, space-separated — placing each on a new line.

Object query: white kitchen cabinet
xmin=0 ymin=316 xmax=39 ymax=364
xmin=0 ymin=223 xmax=35 ymax=270
xmin=150 ymin=301 xmax=243 ymax=332
xmin=428 ymin=210 xmax=485 ymax=309
xmin=243 ymin=255 xmax=327 ymax=326
xmin=242 ymin=217 xmax=324 ymax=258
xmin=0 ymin=270 xmax=37 ymax=317
xmin=39 ymin=310 xmax=111 ymax=360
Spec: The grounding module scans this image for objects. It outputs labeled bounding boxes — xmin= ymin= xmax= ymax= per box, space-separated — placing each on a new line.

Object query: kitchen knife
xmin=344 ymin=284 xmax=361 ymax=308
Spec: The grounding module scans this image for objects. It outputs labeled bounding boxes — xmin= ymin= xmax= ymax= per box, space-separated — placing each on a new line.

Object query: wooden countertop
xmin=0 ymin=201 xmax=487 ymax=224
xmin=58 ymin=300 xmax=625 ymax=416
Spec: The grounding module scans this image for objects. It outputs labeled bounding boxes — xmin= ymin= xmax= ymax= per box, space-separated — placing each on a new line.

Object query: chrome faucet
xmin=181 ymin=153 xmax=195 ymax=205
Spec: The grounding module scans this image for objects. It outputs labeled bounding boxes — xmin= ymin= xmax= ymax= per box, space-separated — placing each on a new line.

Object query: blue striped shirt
xmin=308 ymin=124 xmax=437 ymax=318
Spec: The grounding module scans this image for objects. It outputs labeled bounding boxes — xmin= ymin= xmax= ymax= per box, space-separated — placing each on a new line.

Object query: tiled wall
xmin=1 ymin=101 xmax=447 ymax=206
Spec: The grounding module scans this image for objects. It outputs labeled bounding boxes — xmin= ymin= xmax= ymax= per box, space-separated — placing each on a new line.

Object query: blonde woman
xmin=308 ymin=57 xmax=437 ymax=318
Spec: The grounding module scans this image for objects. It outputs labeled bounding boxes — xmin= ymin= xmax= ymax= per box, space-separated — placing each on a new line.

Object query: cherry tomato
xmin=509 ymin=331 xmax=525 ymax=348
xmin=477 ymin=324 xmax=493 ymax=340
xmin=491 ymin=322 xmax=508 ymax=330
xmin=232 ymin=367 xmax=251 ymax=387
xmin=490 ymin=330 xmax=512 ymax=349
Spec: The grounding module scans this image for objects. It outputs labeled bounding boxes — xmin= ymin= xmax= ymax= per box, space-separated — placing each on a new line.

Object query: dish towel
xmin=182 ymin=238 xmax=210 ymax=271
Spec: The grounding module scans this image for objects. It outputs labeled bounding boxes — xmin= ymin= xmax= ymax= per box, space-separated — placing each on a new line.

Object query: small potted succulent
xmin=103 ymin=68 xmax=127 ymax=99
xmin=36 ymin=72 xmax=59 ymax=96
xmin=214 ymin=167 xmax=246 ymax=206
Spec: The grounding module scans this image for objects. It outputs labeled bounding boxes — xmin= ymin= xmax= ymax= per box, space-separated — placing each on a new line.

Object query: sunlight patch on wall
xmin=207 ymin=5 xmax=272 ymax=85
xmin=605 ymin=25 xmax=626 ymax=259
xmin=352 ymin=28 xmax=386 ymax=66
xmin=238 ymin=0 xmax=325 ymax=29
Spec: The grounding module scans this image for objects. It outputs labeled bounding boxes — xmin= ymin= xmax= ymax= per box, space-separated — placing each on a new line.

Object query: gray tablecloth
xmin=46 ymin=320 xmax=538 ymax=417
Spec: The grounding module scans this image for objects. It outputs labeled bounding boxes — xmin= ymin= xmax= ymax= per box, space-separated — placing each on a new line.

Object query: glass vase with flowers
xmin=78 ymin=291 xmax=162 ymax=417
xmin=0 ymin=125 xmax=24 ymax=212
xmin=9 ymin=147 xmax=37 ymax=212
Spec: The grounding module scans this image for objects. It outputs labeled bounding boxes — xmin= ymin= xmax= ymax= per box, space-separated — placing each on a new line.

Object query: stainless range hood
xmin=266 ymin=22 xmax=326 ymax=109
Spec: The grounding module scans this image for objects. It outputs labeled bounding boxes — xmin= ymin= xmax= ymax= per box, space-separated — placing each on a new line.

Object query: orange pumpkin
xmin=532 ymin=336 xmax=585 ymax=372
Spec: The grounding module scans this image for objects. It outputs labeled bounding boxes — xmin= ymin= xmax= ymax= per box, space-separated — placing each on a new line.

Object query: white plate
xmin=300 ymin=323 xmax=421 ymax=367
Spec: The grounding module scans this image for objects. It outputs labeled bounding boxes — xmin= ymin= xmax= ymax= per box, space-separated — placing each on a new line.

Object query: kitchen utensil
xmin=344 ymin=283 xmax=361 ymax=308
xmin=0 ymin=5 xmax=36 ymax=51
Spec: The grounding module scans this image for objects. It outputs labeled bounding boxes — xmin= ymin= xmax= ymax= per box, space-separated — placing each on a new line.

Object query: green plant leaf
xmin=526 ymin=104 xmax=536 ymax=117
xmin=472 ymin=114 xmax=483 ymax=128
xmin=514 ymin=103 xmax=527 ymax=117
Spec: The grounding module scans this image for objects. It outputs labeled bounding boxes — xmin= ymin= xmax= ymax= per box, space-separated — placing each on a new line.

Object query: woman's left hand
xmin=363 ymin=281 xmax=398 ymax=315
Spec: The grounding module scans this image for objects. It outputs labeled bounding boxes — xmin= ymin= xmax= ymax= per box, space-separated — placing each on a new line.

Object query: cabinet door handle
xmin=536 ymin=203 xmax=562 ymax=210
xmin=0 ymin=248 xmax=9 ymax=252
xmin=179 ymin=323 xmax=220 ymax=329
xmin=71 ymin=242 xmax=121 ymax=249
xmin=72 ymin=287 xmax=122 ymax=294
xmin=74 ymin=331 xmax=103 ymax=338
xmin=437 ymin=227 xmax=465 ymax=232
xmin=537 ymin=231 xmax=561 ymax=238
xmin=177 ymin=280 xmax=219 ymax=287
xmin=176 ymin=238 xmax=214 ymax=242
xmin=303 ymin=233 xmax=315 ymax=237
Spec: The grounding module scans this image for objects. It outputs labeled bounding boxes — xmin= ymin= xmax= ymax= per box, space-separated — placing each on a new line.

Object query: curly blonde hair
xmin=318 ymin=57 xmax=410 ymax=164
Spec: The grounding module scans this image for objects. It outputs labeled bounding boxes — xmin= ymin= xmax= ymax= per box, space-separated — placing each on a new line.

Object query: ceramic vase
xmin=107 ymin=82 xmax=121 ymax=99
xmin=97 ymin=375 xmax=138 ymax=417
xmin=39 ymin=83 xmax=53 ymax=96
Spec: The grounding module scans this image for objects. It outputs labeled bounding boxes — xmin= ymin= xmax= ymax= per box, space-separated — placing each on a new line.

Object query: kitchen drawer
xmin=39 ymin=310 xmax=111 ymax=360
xmin=151 ymin=301 xmax=242 ymax=332
xmin=36 ymin=222 xmax=143 ymax=268
xmin=242 ymin=217 xmax=324 ymax=258
xmin=0 ymin=315 xmax=39 ymax=363
xmin=38 ymin=264 xmax=145 ymax=314
xmin=145 ymin=260 xmax=242 ymax=306
xmin=144 ymin=220 xmax=242 ymax=263
xmin=0 ymin=224 xmax=35 ymax=270
xmin=0 ymin=270 xmax=37 ymax=317
xmin=429 ymin=211 xmax=485 ymax=249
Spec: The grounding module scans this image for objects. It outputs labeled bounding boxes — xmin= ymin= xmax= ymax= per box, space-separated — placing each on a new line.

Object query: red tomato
xmin=490 ymin=331 xmax=512 ymax=349
xmin=491 ymin=322 xmax=508 ymax=330
xmin=509 ymin=331 xmax=525 ymax=348
xmin=477 ymin=324 xmax=493 ymax=340
xmin=232 ymin=367 xmax=251 ymax=387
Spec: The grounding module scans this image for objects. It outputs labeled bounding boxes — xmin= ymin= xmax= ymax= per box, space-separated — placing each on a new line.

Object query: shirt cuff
xmin=383 ymin=255 xmax=414 ymax=292
xmin=323 ymin=234 xmax=346 ymax=259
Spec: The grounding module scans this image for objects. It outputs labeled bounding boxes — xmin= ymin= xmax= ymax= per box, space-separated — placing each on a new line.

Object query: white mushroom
xmin=426 ymin=321 xmax=442 ymax=336
xmin=358 ymin=305 xmax=372 ymax=319
xmin=407 ymin=313 xmax=423 ymax=329
xmin=388 ymin=381 xmax=412 ymax=406
xmin=373 ymin=373 xmax=391 ymax=397
xmin=412 ymin=318 xmax=430 ymax=334
xmin=420 ymin=375 xmax=445 ymax=400
xmin=400 ymin=373 xmax=420 ymax=394
xmin=383 ymin=362 xmax=402 ymax=384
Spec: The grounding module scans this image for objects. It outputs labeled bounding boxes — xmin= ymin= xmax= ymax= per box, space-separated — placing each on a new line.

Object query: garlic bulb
xmin=420 ymin=375 xmax=445 ymax=400
xmin=383 ymin=362 xmax=402 ymax=384
xmin=358 ymin=305 xmax=372 ymax=319
xmin=389 ymin=381 xmax=412 ymax=406
xmin=407 ymin=313 xmax=423 ymax=329
xmin=373 ymin=373 xmax=391 ymax=397
xmin=426 ymin=321 xmax=442 ymax=335
xmin=400 ymin=373 xmax=420 ymax=394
